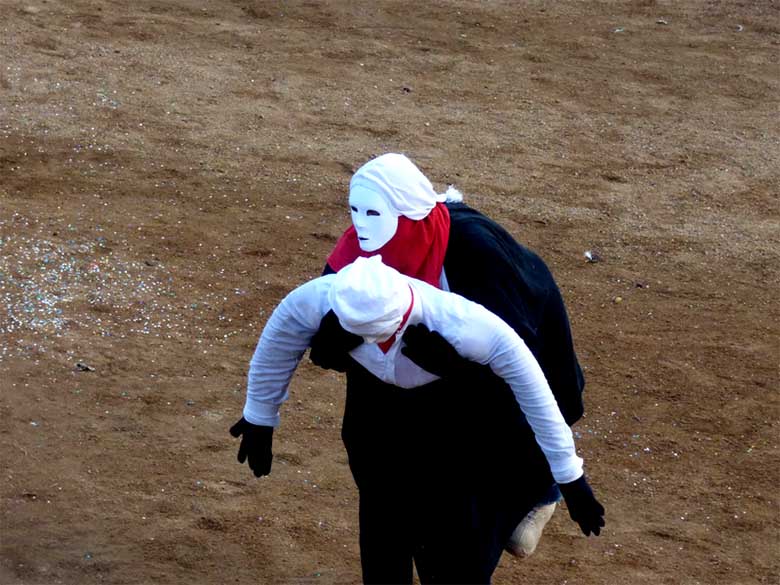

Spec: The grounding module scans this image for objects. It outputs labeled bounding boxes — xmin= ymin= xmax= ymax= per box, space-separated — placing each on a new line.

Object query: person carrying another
xmin=315 ymin=153 xmax=588 ymax=558
xmin=230 ymin=255 xmax=604 ymax=584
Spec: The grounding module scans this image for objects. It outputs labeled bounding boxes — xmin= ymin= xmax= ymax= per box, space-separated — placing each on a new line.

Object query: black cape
xmin=443 ymin=202 xmax=585 ymax=426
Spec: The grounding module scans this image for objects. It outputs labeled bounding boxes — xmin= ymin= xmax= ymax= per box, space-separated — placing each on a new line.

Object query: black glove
xmin=229 ymin=417 xmax=274 ymax=477
xmin=309 ymin=310 xmax=363 ymax=372
xmin=559 ymin=475 xmax=605 ymax=536
xmin=401 ymin=323 xmax=482 ymax=379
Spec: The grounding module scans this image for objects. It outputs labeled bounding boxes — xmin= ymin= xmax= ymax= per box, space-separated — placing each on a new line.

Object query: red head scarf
xmin=327 ymin=201 xmax=450 ymax=287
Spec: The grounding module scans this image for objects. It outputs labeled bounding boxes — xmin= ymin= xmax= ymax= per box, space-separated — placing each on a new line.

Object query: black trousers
xmin=342 ymin=367 xmax=552 ymax=584
xmin=357 ymin=485 xmax=537 ymax=585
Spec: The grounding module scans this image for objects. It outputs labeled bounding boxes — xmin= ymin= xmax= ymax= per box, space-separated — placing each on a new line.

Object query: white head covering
xmin=328 ymin=255 xmax=412 ymax=339
xmin=349 ymin=153 xmax=445 ymax=220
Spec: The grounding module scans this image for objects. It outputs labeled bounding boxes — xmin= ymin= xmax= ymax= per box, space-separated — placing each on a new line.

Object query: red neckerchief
xmin=377 ymin=286 xmax=414 ymax=354
xmin=327 ymin=202 xmax=450 ymax=288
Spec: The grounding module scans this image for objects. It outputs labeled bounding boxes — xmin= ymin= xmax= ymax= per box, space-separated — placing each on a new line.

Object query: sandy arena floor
xmin=1 ymin=1 xmax=778 ymax=583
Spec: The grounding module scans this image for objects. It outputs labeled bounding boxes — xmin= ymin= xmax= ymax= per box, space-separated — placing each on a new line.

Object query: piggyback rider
xmin=231 ymin=254 xmax=604 ymax=584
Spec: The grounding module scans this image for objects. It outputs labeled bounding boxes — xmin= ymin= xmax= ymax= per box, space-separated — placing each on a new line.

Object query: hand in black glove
xmin=559 ymin=475 xmax=605 ymax=536
xmin=229 ymin=417 xmax=274 ymax=477
xmin=401 ymin=323 xmax=478 ymax=379
xmin=309 ymin=310 xmax=363 ymax=373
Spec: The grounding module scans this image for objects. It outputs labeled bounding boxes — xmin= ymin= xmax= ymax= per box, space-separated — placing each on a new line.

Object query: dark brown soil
xmin=1 ymin=1 xmax=778 ymax=583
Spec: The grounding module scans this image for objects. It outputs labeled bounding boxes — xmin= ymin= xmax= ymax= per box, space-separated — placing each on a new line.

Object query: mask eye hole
xmin=350 ymin=205 xmax=358 ymax=212
xmin=366 ymin=209 xmax=380 ymax=217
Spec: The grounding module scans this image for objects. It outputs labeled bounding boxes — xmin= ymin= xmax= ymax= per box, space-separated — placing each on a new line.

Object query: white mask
xmin=349 ymin=185 xmax=399 ymax=252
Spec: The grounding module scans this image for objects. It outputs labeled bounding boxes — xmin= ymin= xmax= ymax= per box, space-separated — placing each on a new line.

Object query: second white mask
xmin=349 ymin=185 xmax=399 ymax=252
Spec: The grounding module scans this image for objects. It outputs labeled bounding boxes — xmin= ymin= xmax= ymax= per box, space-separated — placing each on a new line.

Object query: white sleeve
xmin=243 ymin=276 xmax=333 ymax=427
xmin=445 ymin=299 xmax=584 ymax=484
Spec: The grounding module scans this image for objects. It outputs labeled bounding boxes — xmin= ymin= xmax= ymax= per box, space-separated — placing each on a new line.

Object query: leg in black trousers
xmin=358 ymin=489 xmax=415 ymax=584
xmin=412 ymin=487 xmax=534 ymax=585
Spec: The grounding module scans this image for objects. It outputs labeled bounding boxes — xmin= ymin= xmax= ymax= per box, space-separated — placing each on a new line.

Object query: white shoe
xmin=506 ymin=502 xmax=557 ymax=558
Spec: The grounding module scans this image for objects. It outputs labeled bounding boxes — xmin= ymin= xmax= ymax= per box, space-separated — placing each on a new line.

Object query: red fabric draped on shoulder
xmin=327 ymin=202 xmax=451 ymax=288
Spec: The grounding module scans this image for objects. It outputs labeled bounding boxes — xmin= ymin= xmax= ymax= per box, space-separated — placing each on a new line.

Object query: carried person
xmin=231 ymin=255 xmax=604 ymax=584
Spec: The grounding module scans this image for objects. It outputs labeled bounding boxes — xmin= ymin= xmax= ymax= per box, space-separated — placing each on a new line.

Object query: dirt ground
xmin=1 ymin=1 xmax=778 ymax=583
